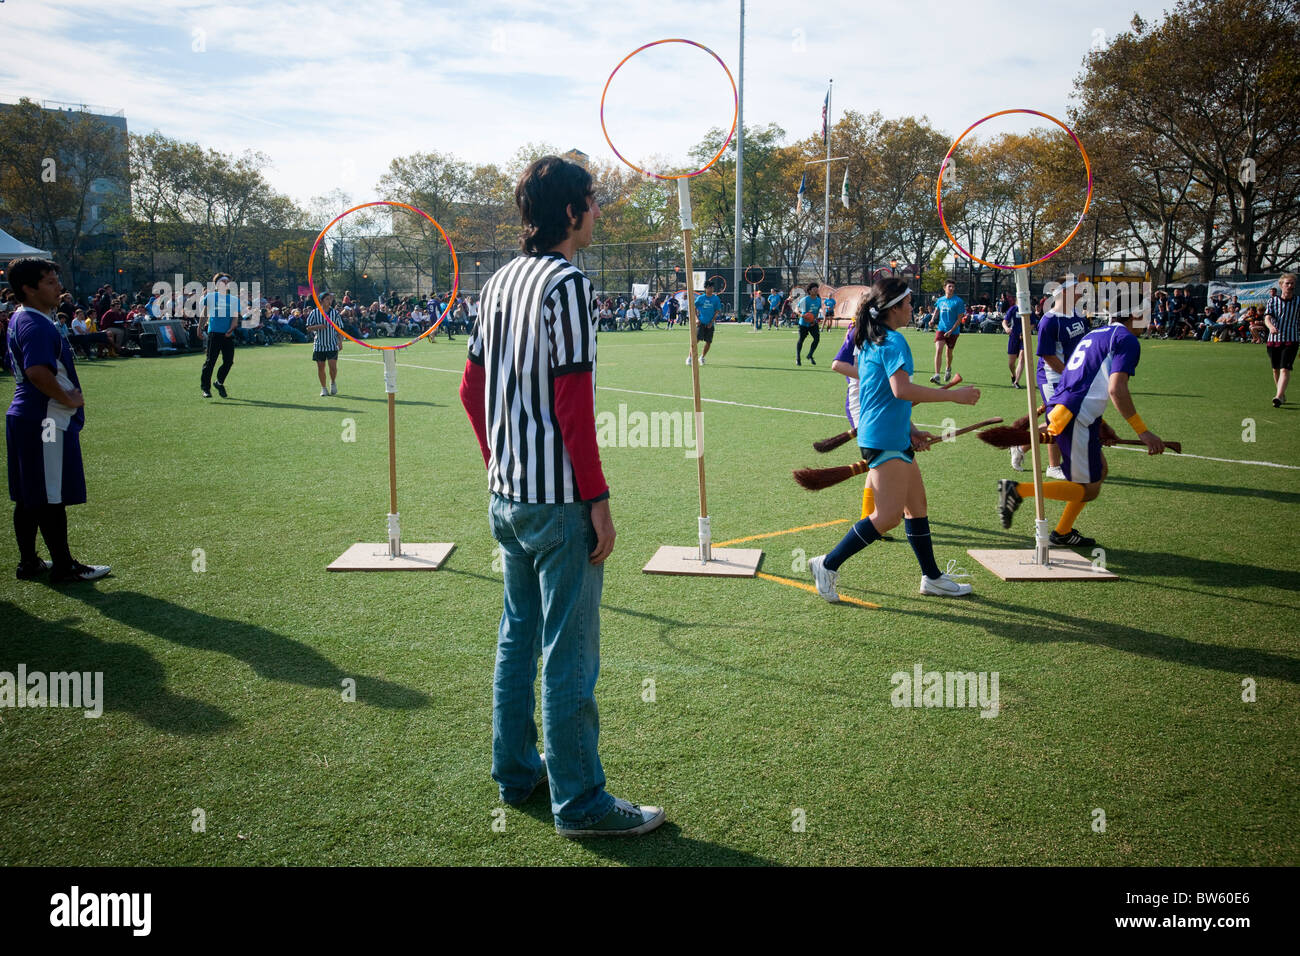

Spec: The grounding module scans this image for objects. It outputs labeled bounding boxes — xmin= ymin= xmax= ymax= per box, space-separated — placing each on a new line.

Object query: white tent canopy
xmin=0 ymin=226 xmax=51 ymax=259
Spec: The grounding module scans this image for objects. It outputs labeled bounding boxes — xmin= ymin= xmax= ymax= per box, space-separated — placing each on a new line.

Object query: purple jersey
xmin=1036 ymin=310 xmax=1089 ymax=390
xmin=5 ymin=306 xmax=84 ymax=432
xmin=1049 ymin=324 xmax=1141 ymax=426
xmin=834 ymin=329 xmax=859 ymax=426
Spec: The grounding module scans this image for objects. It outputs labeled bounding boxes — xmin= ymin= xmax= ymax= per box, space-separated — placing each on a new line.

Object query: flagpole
xmin=822 ymin=78 xmax=832 ymax=282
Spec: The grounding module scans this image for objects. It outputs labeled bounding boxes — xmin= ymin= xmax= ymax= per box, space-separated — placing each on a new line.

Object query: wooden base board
xmin=328 ymin=542 xmax=455 ymax=571
xmin=967 ymin=548 xmax=1117 ymax=581
xmin=642 ymin=546 xmax=763 ymax=577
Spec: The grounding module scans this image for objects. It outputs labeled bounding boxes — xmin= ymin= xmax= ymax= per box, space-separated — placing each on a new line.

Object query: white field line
xmin=339 ymin=357 xmax=1299 ymax=470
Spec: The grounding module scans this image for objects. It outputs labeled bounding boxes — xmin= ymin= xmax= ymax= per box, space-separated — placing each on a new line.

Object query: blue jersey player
xmin=997 ymin=309 xmax=1167 ymax=548
xmin=687 ymin=281 xmax=722 ymax=365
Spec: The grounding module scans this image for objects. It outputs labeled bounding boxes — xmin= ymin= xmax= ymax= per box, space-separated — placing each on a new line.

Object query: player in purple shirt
xmin=5 ymin=258 xmax=110 ymax=583
xmin=997 ymin=309 xmax=1167 ymax=548
xmin=1000 ymin=294 xmax=1024 ymax=389
xmin=1011 ymin=279 xmax=1089 ymax=476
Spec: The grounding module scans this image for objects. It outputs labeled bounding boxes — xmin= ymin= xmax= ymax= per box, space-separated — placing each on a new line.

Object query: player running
xmin=808 ymin=277 xmax=980 ymax=603
xmin=1001 ymin=293 xmax=1025 ymax=389
xmin=1012 ymin=278 xmax=1090 ymax=477
xmin=796 ymin=282 xmax=822 ymax=366
xmin=929 ymin=279 xmax=966 ymax=383
xmin=997 ymin=308 xmax=1166 ymax=548
xmin=686 ymin=281 xmax=721 ymax=365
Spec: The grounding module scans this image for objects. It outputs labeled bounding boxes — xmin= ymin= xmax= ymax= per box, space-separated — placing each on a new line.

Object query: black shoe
xmin=16 ymin=558 xmax=52 ymax=581
xmin=201 ymin=389 xmax=212 ymax=398
xmin=214 ymin=381 xmax=228 ymax=398
xmin=1050 ymin=529 xmax=1096 ymax=548
xmin=796 ymin=358 xmax=802 ymax=366
xmin=1273 ymin=397 xmax=1282 ymax=408
xmin=808 ymin=356 xmax=816 ymax=365
xmin=996 ymin=479 xmax=1023 ymax=529
xmin=49 ymin=561 xmax=112 ymax=584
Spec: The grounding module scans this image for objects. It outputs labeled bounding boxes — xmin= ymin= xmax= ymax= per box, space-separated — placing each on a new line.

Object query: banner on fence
xmin=1207 ymin=277 xmax=1280 ymax=305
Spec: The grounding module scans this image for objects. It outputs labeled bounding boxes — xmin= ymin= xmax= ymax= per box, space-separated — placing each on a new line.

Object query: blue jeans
xmin=489 ymin=493 xmax=614 ymax=828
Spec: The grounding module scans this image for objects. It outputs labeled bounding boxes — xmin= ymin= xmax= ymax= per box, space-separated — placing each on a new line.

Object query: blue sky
xmin=0 ymin=0 xmax=1173 ymax=206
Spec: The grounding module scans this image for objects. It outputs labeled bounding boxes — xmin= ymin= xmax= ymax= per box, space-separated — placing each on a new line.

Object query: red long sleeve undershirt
xmin=459 ymin=359 xmax=609 ymax=502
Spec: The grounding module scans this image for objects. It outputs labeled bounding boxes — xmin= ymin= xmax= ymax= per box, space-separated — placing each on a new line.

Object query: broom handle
xmin=1014 ymin=266 xmax=1047 ymax=538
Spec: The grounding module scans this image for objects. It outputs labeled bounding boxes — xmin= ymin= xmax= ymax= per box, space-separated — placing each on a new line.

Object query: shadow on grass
xmin=57 ymin=590 xmax=429 ymax=709
xmin=860 ymin=593 xmax=1300 ymax=684
xmin=1101 ymin=548 xmax=1300 ymax=592
xmin=1107 ymin=475 xmax=1300 ymax=507
xmin=0 ymin=601 xmax=234 ymax=734
xmin=512 ymin=800 xmax=776 ymax=865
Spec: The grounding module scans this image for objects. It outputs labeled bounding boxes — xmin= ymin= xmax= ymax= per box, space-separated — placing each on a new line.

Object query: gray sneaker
xmin=329 ymin=382 xmax=338 ymax=396
xmin=808 ymin=554 xmax=840 ymax=603
xmin=556 ymin=797 xmax=665 ymax=838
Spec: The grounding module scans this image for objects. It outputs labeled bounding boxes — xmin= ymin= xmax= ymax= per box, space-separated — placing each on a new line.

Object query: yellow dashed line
xmin=756 ymin=572 xmax=881 ymax=609
xmin=715 ymin=519 xmax=849 ymax=547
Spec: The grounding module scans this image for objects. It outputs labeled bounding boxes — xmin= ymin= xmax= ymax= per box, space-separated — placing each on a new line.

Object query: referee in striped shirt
xmin=459 ymin=155 xmax=664 ymax=838
xmin=305 ymin=292 xmax=341 ymax=396
xmin=1265 ymin=273 xmax=1298 ymax=407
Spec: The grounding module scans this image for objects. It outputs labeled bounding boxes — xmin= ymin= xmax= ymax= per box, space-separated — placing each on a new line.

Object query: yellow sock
xmin=861 ymin=483 xmax=874 ymax=520
xmin=1016 ymin=481 xmax=1083 ymax=504
xmin=1056 ymin=499 xmax=1086 ymax=535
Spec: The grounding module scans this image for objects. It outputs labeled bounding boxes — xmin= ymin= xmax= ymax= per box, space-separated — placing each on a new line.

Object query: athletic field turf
xmin=2 ymin=325 xmax=1296 ymax=866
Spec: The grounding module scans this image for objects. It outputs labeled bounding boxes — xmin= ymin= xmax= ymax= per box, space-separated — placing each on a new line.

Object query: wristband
xmin=1046 ymin=404 xmax=1073 ymax=436
xmin=1126 ymin=413 xmax=1148 ymax=435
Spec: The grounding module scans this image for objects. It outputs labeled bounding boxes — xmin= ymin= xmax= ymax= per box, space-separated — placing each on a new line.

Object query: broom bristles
xmin=977 ymin=425 xmax=1034 ymax=449
xmin=812 ymin=429 xmax=855 ymax=453
xmin=793 ymin=460 xmax=868 ymax=490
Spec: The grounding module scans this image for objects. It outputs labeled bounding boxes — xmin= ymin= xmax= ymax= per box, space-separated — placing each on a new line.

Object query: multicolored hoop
xmin=306 ymin=201 xmax=460 ymax=350
xmin=935 ymin=109 xmax=1093 ymax=272
xmin=706 ymin=274 xmax=727 ymax=294
xmin=600 ymin=38 xmax=738 ymax=180
xmin=744 ymin=265 xmax=765 ymax=285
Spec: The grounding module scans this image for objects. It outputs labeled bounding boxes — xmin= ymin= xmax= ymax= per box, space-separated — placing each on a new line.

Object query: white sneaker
xmin=1010 ymin=446 xmax=1025 ymax=471
xmin=698 ymin=356 xmax=705 ymax=365
xmin=685 ymin=354 xmax=693 ymax=365
xmin=808 ymin=554 xmax=840 ymax=603
xmin=943 ymin=369 xmax=954 ymax=383
xmin=920 ymin=559 xmax=972 ymax=596
xmin=330 ymin=382 xmax=338 ymax=395
xmin=320 ymin=387 xmax=328 ymax=397
xmin=929 ymin=373 xmax=941 ymax=384
xmin=1045 ymin=465 xmax=1066 ymax=480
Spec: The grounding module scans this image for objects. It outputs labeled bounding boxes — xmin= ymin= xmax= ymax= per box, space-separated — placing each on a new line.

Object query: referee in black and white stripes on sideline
xmin=305 ymin=291 xmax=341 ymax=396
xmin=458 ymin=155 xmax=664 ymax=838
xmin=1264 ymin=273 xmax=1298 ymax=408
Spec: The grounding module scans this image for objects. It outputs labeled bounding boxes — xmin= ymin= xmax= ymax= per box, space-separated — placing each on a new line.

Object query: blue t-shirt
xmin=5 ymin=306 xmax=85 ymax=432
xmin=1051 ymin=324 xmax=1141 ymax=426
xmin=857 ymin=328 xmax=913 ymax=451
xmin=202 ymin=290 xmax=243 ymax=333
xmin=823 ymin=297 xmax=836 ymax=318
xmin=1036 ymin=310 xmax=1089 ymax=389
xmin=934 ymin=294 xmax=966 ymax=334
xmin=767 ymin=292 xmax=783 ymax=313
xmin=799 ymin=296 xmax=821 ymax=327
xmin=695 ymin=294 xmax=721 ymax=325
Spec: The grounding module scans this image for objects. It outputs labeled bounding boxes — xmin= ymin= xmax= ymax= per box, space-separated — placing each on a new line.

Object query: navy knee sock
xmin=38 ymin=505 xmax=73 ymax=567
xmin=824 ymin=517 xmax=881 ymax=572
xmin=905 ymin=516 xmax=941 ymax=579
xmin=14 ymin=505 xmax=39 ymax=563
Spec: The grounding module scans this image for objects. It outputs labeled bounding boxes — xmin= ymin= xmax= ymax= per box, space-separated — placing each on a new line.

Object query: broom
xmin=795 ymin=417 xmax=1003 ymax=490
xmin=977 ymin=422 xmax=1180 ymax=454
xmin=813 ymin=373 xmax=965 ymax=452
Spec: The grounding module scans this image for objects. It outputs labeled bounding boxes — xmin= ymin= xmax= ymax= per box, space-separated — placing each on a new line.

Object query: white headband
xmin=869 ymin=289 xmax=910 ymax=318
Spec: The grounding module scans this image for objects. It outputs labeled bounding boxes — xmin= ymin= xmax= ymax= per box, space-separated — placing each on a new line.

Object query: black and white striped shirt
xmin=467 ymin=252 xmax=597 ymax=503
xmin=307 ymin=307 xmax=341 ymax=351
xmin=1266 ymin=294 xmax=1298 ymax=345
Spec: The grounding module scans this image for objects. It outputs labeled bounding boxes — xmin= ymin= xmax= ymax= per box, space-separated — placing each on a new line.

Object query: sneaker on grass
xmin=49 ymin=561 xmax=111 ymax=584
xmin=929 ymin=373 xmax=941 ymax=384
xmin=1049 ymin=528 xmax=1096 ymax=548
xmin=16 ymin=558 xmax=52 ymax=581
xmin=556 ymin=797 xmax=665 ymax=839
xmin=996 ymin=479 xmax=1023 ymax=529
xmin=920 ymin=571 xmax=972 ymax=596
xmin=1045 ymin=465 xmax=1066 ymax=481
xmin=320 ymin=387 xmax=328 ymax=397
xmin=808 ymin=554 xmax=840 ymax=603
xmin=1010 ymin=446 xmax=1025 ymax=471
xmin=330 ymin=382 xmax=338 ymax=395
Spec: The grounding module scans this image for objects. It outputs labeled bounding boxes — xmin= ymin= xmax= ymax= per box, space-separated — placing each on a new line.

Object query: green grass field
xmin=1 ymin=324 xmax=1297 ymax=866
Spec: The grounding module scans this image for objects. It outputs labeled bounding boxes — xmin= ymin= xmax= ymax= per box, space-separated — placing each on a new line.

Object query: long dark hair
xmin=516 ymin=156 xmax=594 ymax=254
xmin=854 ymin=277 xmax=911 ymax=348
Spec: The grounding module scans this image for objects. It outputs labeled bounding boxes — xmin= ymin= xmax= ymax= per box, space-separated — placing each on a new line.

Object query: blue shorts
xmin=1056 ymin=418 xmax=1103 ymax=484
xmin=6 ymin=417 xmax=87 ymax=507
xmin=860 ymin=445 xmax=915 ymax=469
xmin=1007 ymin=331 xmax=1023 ymax=355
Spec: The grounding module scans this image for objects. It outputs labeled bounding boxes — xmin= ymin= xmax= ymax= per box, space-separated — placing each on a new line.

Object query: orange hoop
xmin=306 ymin=201 xmax=460 ymax=350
